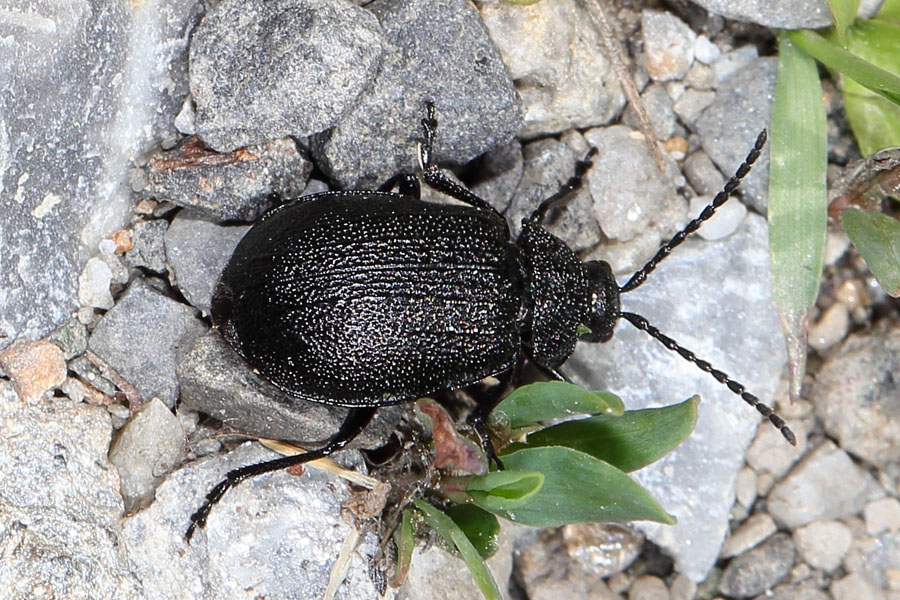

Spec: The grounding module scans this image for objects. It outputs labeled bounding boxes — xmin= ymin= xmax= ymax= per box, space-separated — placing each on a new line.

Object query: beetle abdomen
xmin=213 ymin=192 xmax=521 ymax=408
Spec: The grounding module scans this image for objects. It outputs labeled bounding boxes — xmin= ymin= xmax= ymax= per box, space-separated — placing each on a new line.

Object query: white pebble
xmin=864 ymin=497 xmax=900 ymax=535
xmin=793 ymin=520 xmax=852 ymax=572
xmin=689 ymin=194 xmax=746 ymax=240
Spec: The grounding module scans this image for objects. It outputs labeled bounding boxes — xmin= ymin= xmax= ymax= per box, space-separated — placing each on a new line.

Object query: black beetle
xmin=185 ymin=103 xmax=796 ymax=540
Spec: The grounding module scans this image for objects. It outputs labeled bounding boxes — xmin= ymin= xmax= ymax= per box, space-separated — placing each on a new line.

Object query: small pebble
xmin=746 ymin=419 xmax=806 ymax=478
xmin=78 ymin=256 xmax=114 ymax=309
xmin=721 ymin=513 xmax=777 ymax=558
xmin=793 ymin=520 xmax=853 ymax=572
xmin=607 ymin=572 xmax=632 ymax=595
xmin=719 ymin=533 xmax=795 ymax=598
xmin=669 ymin=573 xmax=696 ymax=600
xmin=694 ymin=35 xmax=721 ymax=64
xmin=768 ymin=441 xmax=880 ymax=529
xmin=809 ymin=302 xmax=850 ymax=352
xmin=0 ymin=339 xmax=67 ymax=403
xmin=689 ymin=194 xmax=746 ymax=240
xmin=628 ymin=574 xmax=669 ymax=600
xmin=735 ymin=466 xmax=757 ymax=508
xmin=864 ymin=497 xmax=900 ymax=536
xmin=108 ymin=397 xmax=185 ymax=510
xmin=835 ymin=280 xmax=864 ymax=311
xmin=831 ymin=572 xmax=884 ymax=600
xmin=641 ymin=10 xmax=696 ymax=81
xmin=823 ymin=230 xmax=852 ymax=266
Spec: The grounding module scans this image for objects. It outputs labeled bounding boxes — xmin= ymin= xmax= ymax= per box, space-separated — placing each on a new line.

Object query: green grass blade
xmin=769 ymin=34 xmax=828 ymax=400
xmin=834 ymin=20 xmax=900 ymax=155
xmin=785 ymin=29 xmax=900 ymax=106
xmin=414 ymin=499 xmax=502 ymax=600
xmin=827 ymin=0 xmax=861 ymax=40
xmin=842 ymin=208 xmax=900 ymax=296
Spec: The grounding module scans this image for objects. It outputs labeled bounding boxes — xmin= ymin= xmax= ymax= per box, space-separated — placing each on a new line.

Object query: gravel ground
xmin=1 ymin=1 xmax=898 ymax=599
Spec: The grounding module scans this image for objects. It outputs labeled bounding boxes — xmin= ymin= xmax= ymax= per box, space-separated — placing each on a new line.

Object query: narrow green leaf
xmin=511 ymin=397 xmax=699 ymax=472
xmin=389 ymin=509 xmax=416 ymax=588
xmin=478 ymin=447 xmax=676 ymax=527
xmin=445 ymin=504 xmax=501 ymax=560
xmin=842 ymin=208 xmax=900 ymax=296
xmin=769 ymin=34 xmax=828 ymax=400
xmin=467 ymin=470 xmax=545 ymax=510
xmin=828 ymin=0 xmax=861 ymax=40
xmin=877 ymin=0 xmax=900 ymax=20
xmin=836 ymin=20 xmax=900 ymax=155
xmin=786 ymin=29 xmax=900 ymax=106
xmin=414 ymin=499 xmax=502 ymax=600
xmin=496 ymin=381 xmax=624 ymax=429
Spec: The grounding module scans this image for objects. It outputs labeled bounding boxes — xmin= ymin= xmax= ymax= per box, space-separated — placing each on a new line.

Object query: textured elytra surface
xmin=214 ymin=192 xmax=523 ymax=408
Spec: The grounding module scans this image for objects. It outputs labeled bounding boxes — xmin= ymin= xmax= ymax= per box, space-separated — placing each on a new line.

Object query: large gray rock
xmin=0 ymin=382 xmax=143 ymax=598
xmin=0 ymin=0 xmax=200 ymax=345
xmin=189 ymin=0 xmax=384 ymax=151
xmin=312 ymin=0 xmax=522 ymax=189
xmin=567 ymin=214 xmax=787 ymax=582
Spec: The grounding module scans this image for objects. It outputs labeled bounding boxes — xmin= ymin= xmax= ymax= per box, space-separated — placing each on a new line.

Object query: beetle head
xmin=577 ymin=260 xmax=620 ymax=343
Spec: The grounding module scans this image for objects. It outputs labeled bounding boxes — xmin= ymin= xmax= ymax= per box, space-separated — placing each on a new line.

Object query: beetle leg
xmin=528 ymin=147 xmax=598 ymax=226
xmin=185 ymin=406 xmax=377 ymax=542
xmin=468 ymin=367 xmax=515 ymax=470
xmin=418 ymin=102 xmax=504 ymax=217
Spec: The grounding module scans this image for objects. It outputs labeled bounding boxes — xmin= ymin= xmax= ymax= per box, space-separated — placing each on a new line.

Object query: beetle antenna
xmin=619 ymin=130 xmax=767 ymax=294
xmin=620 ymin=311 xmax=797 ymax=445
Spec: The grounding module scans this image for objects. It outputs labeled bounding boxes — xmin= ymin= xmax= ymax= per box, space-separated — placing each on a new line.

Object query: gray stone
xmin=746 ymin=417 xmax=807 ymax=478
xmin=398 ymin=523 xmax=514 ymax=600
xmin=830 ymin=572 xmax=888 ymax=600
xmin=0 ymin=0 xmax=200 ymax=347
xmin=689 ymin=194 xmax=747 ymax=241
xmin=673 ymin=88 xmax=717 ymax=127
xmin=582 ymin=125 xmax=684 ymax=244
xmin=561 ymin=523 xmax=644 ymax=578
xmin=721 ymin=513 xmax=777 ymax=558
xmin=313 ymin=0 xmax=521 ymax=189
xmin=515 ymin=526 xmax=627 ymax=599
xmin=793 ymin=520 xmax=852 ymax=572
xmin=641 ymin=10 xmax=696 ymax=82
xmin=505 ymin=138 xmax=601 ymax=251
xmin=0 ymin=382 xmax=142 ymax=598
xmin=768 ymin=441 xmax=883 ymax=529
xmin=719 ymin=533 xmax=794 ymax=598
xmin=88 ymin=279 xmax=208 ymax=407
xmin=696 ymin=58 xmax=777 ymax=213
xmin=814 ymin=321 xmax=900 ymax=468
xmin=480 ymin=0 xmax=626 ymax=138
xmin=164 ymin=214 xmax=249 ymax=316
xmin=566 ymin=214 xmax=787 ymax=582
xmin=177 ymin=332 xmax=401 ymax=449
xmin=470 ymin=141 xmax=524 ymax=215
xmin=689 ymin=0 xmax=880 ymax=29
xmin=125 ymin=219 xmax=169 ymax=274
xmin=623 ymin=84 xmax=677 ymax=141
xmin=864 ymin=498 xmax=900 ymax=536
xmin=629 ymin=575 xmax=669 ymax=600
xmin=78 ymin=256 xmax=115 ymax=309
xmin=121 ymin=442 xmax=384 ymax=600
xmin=711 ymin=46 xmax=760 ymax=86
xmin=843 ymin=531 xmax=900 ymax=592
xmin=190 ymin=0 xmax=384 ymax=151
xmin=683 ymin=151 xmax=725 ymax=196
xmin=109 ymin=398 xmax=185 ymax=511
xmin=46 ymin=317 xmax=89 ymax=360
xmin=144 ymin=137 xmax=313 ymax=222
